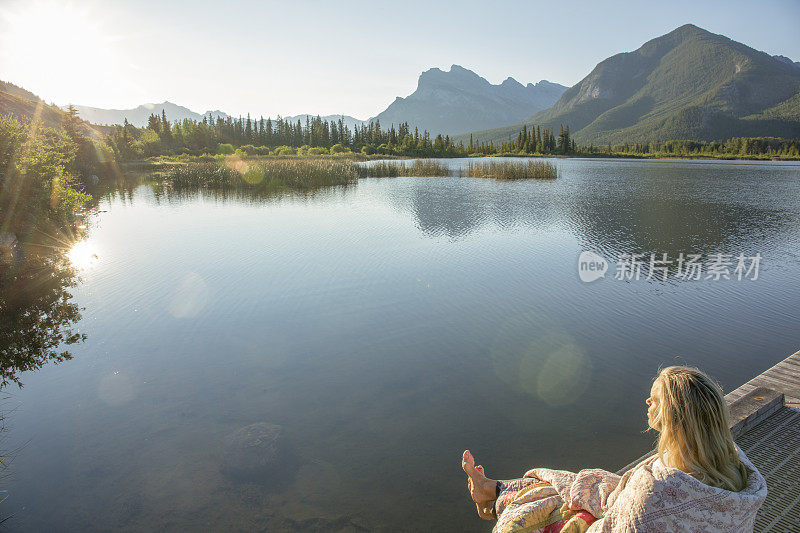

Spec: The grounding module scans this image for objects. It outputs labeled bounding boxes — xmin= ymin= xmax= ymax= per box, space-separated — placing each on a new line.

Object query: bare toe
xmin=462 ymin=450 xmax=476 ymax=476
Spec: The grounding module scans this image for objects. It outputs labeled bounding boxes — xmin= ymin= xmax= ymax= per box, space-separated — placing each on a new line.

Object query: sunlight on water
xmin=67 ymin=239 xmax=99 ymax=270
xmin=4 ymin=159 xmax=800 ymax=532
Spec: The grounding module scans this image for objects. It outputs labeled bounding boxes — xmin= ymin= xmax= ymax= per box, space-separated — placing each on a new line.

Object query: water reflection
xmin=383 ymin=161 xmax=800 ymax=279
xmin=145 ymin=181 xmax=358 ymax=206
xmin=0 ymin=242 xmax=85 ymax=388
xmin=2 ymin=161 xmax=800 ymax=532
xmin=386 ymin=177 xmax=558 ymax=239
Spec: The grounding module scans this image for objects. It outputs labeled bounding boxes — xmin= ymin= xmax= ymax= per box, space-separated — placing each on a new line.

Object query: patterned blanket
xmin=493 ymin=448 xmax=767 ymax=533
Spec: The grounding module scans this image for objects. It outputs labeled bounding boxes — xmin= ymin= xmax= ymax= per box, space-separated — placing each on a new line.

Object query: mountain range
xmin=71 ymin=102 xmax=367 ymax=132
xmin=462 ymin=24 xmax=800 ymax=145
xmin=3 ymin=24 xmax=799 ymax=145
xmin=70 ymin=101 xmax=230 ymax=127
xmin=63 ymin=65 xmax=566 ymax=136
xmin=369 ymin=65 xmax=567 ymax=135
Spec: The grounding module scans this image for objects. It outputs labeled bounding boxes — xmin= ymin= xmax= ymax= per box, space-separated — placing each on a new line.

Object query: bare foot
xmin=462 ymin=450 xmax=498 ymax=520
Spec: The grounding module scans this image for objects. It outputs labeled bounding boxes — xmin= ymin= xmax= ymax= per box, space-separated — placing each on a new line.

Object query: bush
xmin=308 ymin=147 xmax=328 ymax=155
xmin=216 ymin=143 xmax=235 ymax=155
xmin=274 ymin=146 xmax=296 ymax=156
xmin=135 ymin=129 xmax=162 ymax=157
xmin=330 ymin=143 xmax=348 ymax=154
xmin=0 ymin=116 xmax=92 ymax=235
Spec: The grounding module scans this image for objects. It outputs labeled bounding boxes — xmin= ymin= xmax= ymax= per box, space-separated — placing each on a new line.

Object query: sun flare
xmin=0 ymin=1 xmax=120 ymax=104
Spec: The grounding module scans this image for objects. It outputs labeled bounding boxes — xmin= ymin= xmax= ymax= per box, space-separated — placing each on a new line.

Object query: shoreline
xmin=118 ymin=152 xmax=800 ymax=172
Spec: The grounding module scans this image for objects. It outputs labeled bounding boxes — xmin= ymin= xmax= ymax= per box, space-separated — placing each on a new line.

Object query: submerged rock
xmin=221 ymin=422 xmax=284 ymax=480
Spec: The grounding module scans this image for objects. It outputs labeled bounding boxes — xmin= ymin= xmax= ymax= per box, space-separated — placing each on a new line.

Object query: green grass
xmin=357 ymin=160 xmax=451 ymax=178
xmin=460 ymin=160 xmax=558 ymax=180
xmin=162 ymin=157 xmax=559 ymax=191
xmin=164 ymin=158 xmax=358 ymax=191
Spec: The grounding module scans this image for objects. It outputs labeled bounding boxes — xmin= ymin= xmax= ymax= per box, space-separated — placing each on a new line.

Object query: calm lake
xmin=2 ymin=157 xmax=799 ymax=531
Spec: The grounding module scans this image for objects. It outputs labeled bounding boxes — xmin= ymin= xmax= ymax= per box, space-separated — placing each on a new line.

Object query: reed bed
xmin=460 ymin=160 xmax=558 ymax=180
xmin=163 ymin=158 xmax=557 ymax=192
xmin=164 ymin=158 xmax=357 ymax=190
xmin=358 ymin=160 xmax=451 ymax=178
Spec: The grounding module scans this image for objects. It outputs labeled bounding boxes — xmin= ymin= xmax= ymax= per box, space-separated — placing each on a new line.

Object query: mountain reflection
xmin=387 ymin=164 xmax=799 ymax=269
xmin=388 ymin=177 xmax=558 ymax=239
xmin=565 ymin=162 xmax=800 ymax=263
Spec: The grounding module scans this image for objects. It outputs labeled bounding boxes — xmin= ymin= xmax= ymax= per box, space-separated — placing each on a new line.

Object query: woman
xmin=462 ymin=366 xmax=767 ymax=532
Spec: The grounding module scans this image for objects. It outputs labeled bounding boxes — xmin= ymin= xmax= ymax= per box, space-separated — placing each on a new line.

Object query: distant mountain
xmin=464 ymin=25 xmax=800 ymax=145
xmin=282 ymin=114 xmax=365 ymax=132
xmin=70 ymin=101 xmax=231 ymax=127
xmin=70 ymin=103 xmax=367 ymax=132
xmin=369 ymin=65 xmax=567 ymax=136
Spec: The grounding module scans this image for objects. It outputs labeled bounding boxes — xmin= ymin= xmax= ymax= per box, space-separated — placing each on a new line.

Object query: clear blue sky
xmin=1 ymin=0 xmax=798 ymax=119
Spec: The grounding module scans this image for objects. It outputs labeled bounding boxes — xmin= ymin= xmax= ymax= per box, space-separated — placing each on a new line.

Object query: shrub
xmin=216 ymin=143 xmax=235 ymax=155
xmin=274 ymin=146 xmax=296 ymax=156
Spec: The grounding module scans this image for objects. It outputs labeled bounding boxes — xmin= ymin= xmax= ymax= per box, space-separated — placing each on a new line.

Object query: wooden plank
xmin=757 ymin=369 xmax=800 ymax=385
xmin=762 ymin=367 xmax=800 ymax=384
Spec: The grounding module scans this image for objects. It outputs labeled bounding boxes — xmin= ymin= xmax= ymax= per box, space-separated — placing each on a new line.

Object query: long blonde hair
xmin=652 ymin=366 xmax=747 ymax=491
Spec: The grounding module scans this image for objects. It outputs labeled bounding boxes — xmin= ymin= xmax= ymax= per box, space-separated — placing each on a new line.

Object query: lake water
xmin=2 ymin=157 xmax=799 ymax=531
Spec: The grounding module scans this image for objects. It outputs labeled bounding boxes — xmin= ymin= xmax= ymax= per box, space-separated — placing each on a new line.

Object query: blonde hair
xmin=652 ymin=366 xmax=747 ymax=491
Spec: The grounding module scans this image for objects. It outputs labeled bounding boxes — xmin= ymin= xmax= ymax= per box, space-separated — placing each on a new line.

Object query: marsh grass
xmin=165 ymin=157 xmax=358 ymax=191
xmin=461 ymin=160 xmax=558 ymax=180
xmin=358 ymin=160 xmax=451 ymax=178
xmin=163 ymin=158 xmax=557 ymax=191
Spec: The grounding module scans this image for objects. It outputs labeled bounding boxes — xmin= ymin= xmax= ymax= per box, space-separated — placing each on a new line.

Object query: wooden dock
xmin=726 ymin=349 xmax=800 ymax=533
xmin=726 ymin=348 xmax=800 ymax=406
xmin=618 ymin=349 xmax=800 ymax=532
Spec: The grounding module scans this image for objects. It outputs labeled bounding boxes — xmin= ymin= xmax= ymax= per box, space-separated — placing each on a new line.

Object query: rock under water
xmin=221 ymin=422 xmax=284 ymax=481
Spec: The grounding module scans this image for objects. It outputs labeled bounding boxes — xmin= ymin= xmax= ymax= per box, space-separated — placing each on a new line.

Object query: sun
xmin=0 ymin=0 xmax=120 ymax=105
xmin=67 ymin=239 xmax=100 ymax=270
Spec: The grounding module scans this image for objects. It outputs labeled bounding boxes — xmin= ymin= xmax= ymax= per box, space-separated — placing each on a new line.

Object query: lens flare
xmin=168 ymin=272 xmax=209 ymax=318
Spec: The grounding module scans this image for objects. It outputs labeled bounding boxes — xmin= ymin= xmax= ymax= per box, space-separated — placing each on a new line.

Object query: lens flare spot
xmin=224 ymin=154 xmax=248 ymax=173
xmin=490 ymin=314 xmax=591 ymax=406
xmin=242 ymin=166 xmax=264 ymax=185
xmin=533 ymin=342 xmax=590 ymax=407
xmin=168 ymin=272 xmax=209 ymax=318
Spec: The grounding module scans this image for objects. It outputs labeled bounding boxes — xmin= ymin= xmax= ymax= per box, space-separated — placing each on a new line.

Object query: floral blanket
xmin=494 ymin=448 xmax=767 ymax=533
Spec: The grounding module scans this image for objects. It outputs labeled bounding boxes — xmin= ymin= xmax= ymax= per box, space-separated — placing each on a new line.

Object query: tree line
xmin=99 ymin=109 xmax=800 ymax=160
xmin=584 ymin=137 xmax=800 ymax=158
xmin=108 ymin=113 xmax=469 ymax=158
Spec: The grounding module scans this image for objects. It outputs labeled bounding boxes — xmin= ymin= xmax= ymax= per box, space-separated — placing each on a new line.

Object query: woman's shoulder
xmin=604 ymin=450 xmax=766 ymax=531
